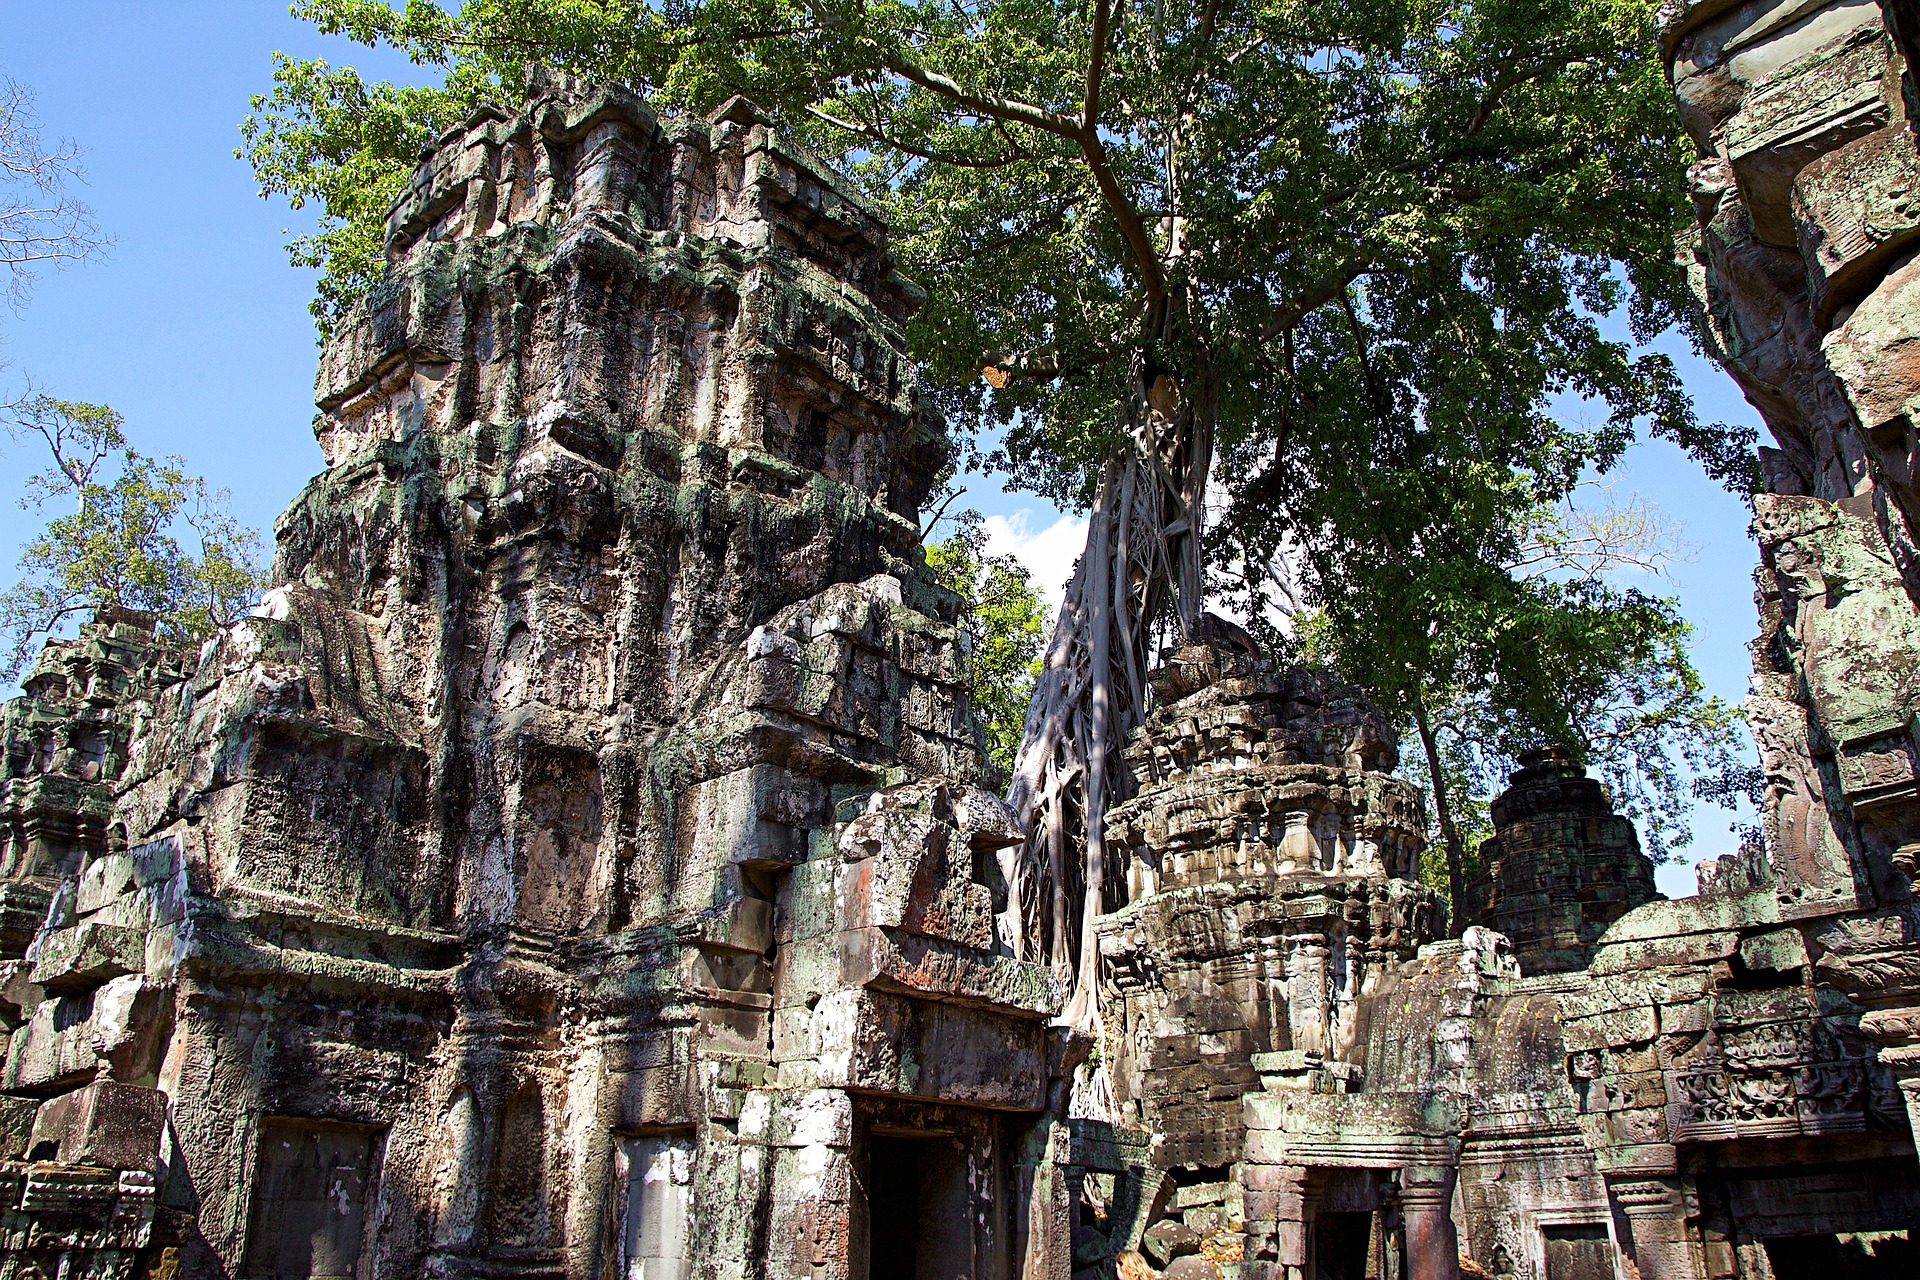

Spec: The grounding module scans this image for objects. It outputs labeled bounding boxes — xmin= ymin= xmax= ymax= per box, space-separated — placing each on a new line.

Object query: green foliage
xmin=1 ymin=395 xmax=268 ymax=675
xmin=254 ymin=2 xmax=1726 ymax=450
xmin=246 ymin=0 xmax=1757 ymax=524
xmin=248 ymin=0 xmax=1764 ymax=492
xmin=0 ymin=80 xmax=266 ymax=681
xmin=1295 ymin=517 xmax=1750 ymax=874
xmin=240 ymin=55 xmax=472 ymax=332
xmin=248 ymin=0 xmax=1757 ymax=855
xmin=926 ymin=514 xmax=1047 ymax=783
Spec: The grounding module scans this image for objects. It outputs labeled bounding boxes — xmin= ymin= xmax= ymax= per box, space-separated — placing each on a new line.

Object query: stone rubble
xmin=8 ymin=8 xmax=1920 ymax=1276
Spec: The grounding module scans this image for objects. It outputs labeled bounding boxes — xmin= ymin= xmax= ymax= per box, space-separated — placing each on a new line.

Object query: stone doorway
xmin=242 ymin=1119 xmax=382 ymax=1280
xmin=867 ymin=1133 xmax=976 ymax=1280
xmin=1539 ymin=1224 xmax=1613 ymax=1280
xmin=1314 ymin=1211 xmax=1372 ymax=1280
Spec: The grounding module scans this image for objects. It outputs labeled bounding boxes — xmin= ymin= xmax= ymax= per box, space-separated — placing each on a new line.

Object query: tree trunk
xmin=1411 ymin=691 xmax=1468 ymax=917
xmin=1003 ymin=347 xmax=1215 ymax=1031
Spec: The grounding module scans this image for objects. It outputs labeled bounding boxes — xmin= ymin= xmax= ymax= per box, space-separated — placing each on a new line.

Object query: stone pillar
xmin=1608 ymin=1176 xmax=1705 ymax=1280
xmin=1885 ymin=1053 xmax=1920 ymax=1152
xmin=1857 ymin=1020 xmax=1920 ymax=1137
xmin=1287 ymin=936 xmax=1331 ymax=1056
xmin=1398 ymin=1166 xmax=1458 ymax=1280
xmin=1243 ymin=1163 xmax=1318 ymax=1280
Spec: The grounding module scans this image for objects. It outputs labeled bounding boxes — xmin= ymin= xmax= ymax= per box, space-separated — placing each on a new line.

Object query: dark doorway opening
xmin=1314 ymin=1211 xmax=1372 ymax=1280
xmin=1763 ymin=1232 xmax=1918 ymax=1279
xmin=866 ymin=1134 xmax=975 ymax=1280
xmin=869 ymin=1138 xmax=922 ymax=1280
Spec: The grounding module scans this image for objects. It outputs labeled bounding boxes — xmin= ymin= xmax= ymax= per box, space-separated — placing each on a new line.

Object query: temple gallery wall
xmin=7 ymin=3 xmax=1920 ymax=1279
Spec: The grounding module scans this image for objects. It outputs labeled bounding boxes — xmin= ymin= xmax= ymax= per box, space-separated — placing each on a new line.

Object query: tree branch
xmin=1464 ymin=51 xmax=1522 ymax=138
xmin=981 ymin=335 xmax=1127 ymax=386
xmin=982 ymin=297 xmax=1145 ymax=384
xmin=804 ymin=104 xmax=1028 ymax=169
xmin=1075 ymin=132 xmax=1167 ymax=307
xmin=881 ymin=31 xmax=1167 ymax=306
xmin=1341 ymin=291 xmax=1391 ymax=422
xmin=884 ymin=55 xmax=1085 ymax=140
xmin=1084 ymin=0 xmax=1111 ymax=133
xmin=1261 ymin=254 xmax=1375 ymax=339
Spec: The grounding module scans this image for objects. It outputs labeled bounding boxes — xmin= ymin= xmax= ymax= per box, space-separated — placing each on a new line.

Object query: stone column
xmin=1287 ymin=936 xmax=1331 ymax=1057
xmin=1608 ymin=1176 xmax=1705 ymax=1280
xmin=1398 ymin=1166 xmax=1458 ymax=1280
xmin=1890 ymin=1051 xmax=1920 ymax=1137
xmin=1242 ymin=1163 xmax=1318 ymax=1280
xmin=1858 ymin=1012 xmax=1920 ymax=1136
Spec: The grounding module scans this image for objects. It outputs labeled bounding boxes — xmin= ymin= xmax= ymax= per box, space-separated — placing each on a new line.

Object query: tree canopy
xmin=245 ymin=0 xmax=1759 ymax=998
xmin=925 ymin=512 xmax=1048 ymax=786
xmin=0 ymin=394 xmax=266 ymax=676
xmin=249 ymin=0 xmax=1748 ymax=472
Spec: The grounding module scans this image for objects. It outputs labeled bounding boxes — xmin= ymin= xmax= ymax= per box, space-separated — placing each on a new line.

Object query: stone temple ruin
xmin=9 ymin=2 xmax=1920 ymax=1276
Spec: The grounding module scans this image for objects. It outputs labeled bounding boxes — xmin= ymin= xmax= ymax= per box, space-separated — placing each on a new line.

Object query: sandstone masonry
xmin=8 ymin=7 xmax=1920 ymax=1278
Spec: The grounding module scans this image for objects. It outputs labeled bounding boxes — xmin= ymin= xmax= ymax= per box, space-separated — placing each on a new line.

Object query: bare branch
xmin=0 ymin=75 xmax=110 ymax=313
xmin=1509 ymin=485 xmax=1694 ymax=584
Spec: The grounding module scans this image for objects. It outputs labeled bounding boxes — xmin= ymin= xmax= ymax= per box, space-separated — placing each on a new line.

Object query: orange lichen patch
xmin=1200 ymin=1234 xmax=1244 ymax=1264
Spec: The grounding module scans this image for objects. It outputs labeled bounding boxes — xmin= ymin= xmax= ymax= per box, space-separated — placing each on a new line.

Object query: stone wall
xmin=1664 ymin=0 xmax=1920 ymax=1159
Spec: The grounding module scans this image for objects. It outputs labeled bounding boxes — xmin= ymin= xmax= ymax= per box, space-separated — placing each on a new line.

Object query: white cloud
xmin=983 ymin=509 xmax=1087 ymax=616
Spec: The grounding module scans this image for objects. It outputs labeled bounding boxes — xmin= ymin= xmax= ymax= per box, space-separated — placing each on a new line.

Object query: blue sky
xmin=1 ymin=3 xmax=1766 ymax=895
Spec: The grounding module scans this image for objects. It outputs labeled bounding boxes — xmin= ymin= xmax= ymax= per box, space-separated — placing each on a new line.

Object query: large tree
xmin=0 ymin=394 xmax=266 ymax=676
xmin=246 ymin=0 xmax=1748 ymax=1020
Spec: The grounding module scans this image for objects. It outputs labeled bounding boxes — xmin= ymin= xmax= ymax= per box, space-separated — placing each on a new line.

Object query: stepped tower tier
xmin=1099 ymin=633 xmax=1445 ymax=1172
xmin=1459 ymin=746 xmax=1659 ymax=976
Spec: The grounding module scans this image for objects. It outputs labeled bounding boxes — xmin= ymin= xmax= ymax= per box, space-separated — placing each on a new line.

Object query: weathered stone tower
xmin=1097 ymin=636 xmax=1444 ymax=1271
xmin=1 ymin=78 xmax=1061 ymax=1280
xmin=1459 ymin=747 xmax=1658 ymax=976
